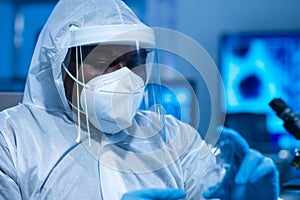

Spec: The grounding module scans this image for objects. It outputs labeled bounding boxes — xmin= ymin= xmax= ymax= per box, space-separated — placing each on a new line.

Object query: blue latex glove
xmin=203 ymin=127 xmax=279 ymax=200
xmin=121 ymin=188 xmax=186 ymax=200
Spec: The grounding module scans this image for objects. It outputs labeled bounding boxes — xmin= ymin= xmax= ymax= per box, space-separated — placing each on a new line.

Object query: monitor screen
xmin=219 ymin=32 xmax=300 ymax=152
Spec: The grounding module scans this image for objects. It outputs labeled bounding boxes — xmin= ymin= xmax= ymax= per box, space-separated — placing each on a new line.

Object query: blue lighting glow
xmin=141 ymin=83 xmax=194 ymax=125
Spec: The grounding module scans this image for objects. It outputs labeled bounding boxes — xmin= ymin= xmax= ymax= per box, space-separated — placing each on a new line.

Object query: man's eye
xmin=127 ymin=56 xmax=146 ymax=69
xmin=127 ymin=59 xmax=145 ymax=70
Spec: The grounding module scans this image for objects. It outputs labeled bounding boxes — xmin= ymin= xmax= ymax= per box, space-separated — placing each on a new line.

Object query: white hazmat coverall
xmin=0 ymin=0 xmax=222 ymax=199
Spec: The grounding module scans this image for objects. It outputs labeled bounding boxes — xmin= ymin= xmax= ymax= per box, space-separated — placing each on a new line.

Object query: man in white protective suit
xmin=0 ymin=0 xmax=279 ymax=199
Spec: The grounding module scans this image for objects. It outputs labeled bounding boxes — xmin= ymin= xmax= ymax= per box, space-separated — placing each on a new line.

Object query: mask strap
xmin=75 ymin=46 xmax=82 ymax=143
xmin=67 ymin=99 xmax=85 ymax=114
xmin=79 ymin=46 xmax=92 ymax=146
xmin=62 ymin=63 xmax=90 ymax=88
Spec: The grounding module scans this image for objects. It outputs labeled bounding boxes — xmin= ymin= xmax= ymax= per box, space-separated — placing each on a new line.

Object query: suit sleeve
xmin=180 ymin=125 xmax=220 ymax=200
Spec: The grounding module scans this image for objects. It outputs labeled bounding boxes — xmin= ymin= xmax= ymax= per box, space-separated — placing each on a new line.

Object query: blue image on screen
xmin=220 ymin=32 xmax=300 ymax=152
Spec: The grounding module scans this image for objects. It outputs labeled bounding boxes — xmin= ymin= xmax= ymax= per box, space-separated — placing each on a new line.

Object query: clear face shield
xmin=63 ymin=40 xmax=164 ymax=143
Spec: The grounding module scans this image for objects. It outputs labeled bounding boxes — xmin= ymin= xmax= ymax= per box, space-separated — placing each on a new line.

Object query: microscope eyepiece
xmin=269 ymin=98 xmax=295 ymax=121
xmin=269 ymin=98 xmax=300 ymax=139
xmin=269 ymin=98 xmax=289 ymax=114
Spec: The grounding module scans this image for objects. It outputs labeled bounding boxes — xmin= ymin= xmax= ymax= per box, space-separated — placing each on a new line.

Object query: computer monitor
xmin=219 ymin=31 xmax=300 ymax=152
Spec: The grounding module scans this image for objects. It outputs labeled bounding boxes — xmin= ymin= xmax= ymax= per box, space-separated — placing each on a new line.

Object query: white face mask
xmin=80 ymin=67 xmax=145 ymax=134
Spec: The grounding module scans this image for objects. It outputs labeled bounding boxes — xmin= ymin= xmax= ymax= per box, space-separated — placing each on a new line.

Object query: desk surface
xmin=0 ymin=93 xmax=23 ymax=111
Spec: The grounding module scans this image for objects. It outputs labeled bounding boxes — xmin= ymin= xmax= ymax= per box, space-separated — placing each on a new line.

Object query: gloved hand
xmin=203 ymin=127 xmax=279 ymax=200
xmin=121 ymin=188 xmax=186 ymax=200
